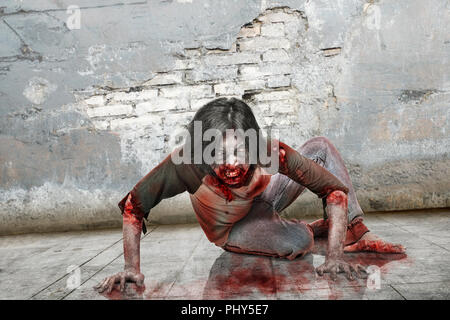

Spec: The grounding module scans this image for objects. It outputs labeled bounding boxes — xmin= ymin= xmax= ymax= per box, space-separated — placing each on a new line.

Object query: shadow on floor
xmin=99 ymin=237 xmax=409 ymax=300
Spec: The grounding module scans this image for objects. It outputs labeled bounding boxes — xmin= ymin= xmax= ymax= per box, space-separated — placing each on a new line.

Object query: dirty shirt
xmin=118 ymin=140 xmax=349 ymax=247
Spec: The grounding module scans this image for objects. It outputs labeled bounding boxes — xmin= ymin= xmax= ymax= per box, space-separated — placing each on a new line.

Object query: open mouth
xmin=218 ymin=166 xmax=248 ymax=185
xmin=224 ymin=169 xmax=240 ymax=178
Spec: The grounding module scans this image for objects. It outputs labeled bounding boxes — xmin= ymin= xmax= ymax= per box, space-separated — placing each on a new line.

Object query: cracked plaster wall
xmin=0 ymin=0 xmax=449 ymax=235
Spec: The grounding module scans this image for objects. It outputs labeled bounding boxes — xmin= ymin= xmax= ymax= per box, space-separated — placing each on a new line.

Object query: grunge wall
xmin=0 ymin=0 xmax=448 ymax=235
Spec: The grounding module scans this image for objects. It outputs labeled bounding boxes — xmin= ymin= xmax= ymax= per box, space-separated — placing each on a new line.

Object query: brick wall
xmin=82 ymin=8 xmax=313 ymax=176
xmin=1 ymin=1 xmax=448 ymax=235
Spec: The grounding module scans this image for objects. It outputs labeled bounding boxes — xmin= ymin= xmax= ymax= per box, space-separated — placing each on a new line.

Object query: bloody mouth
xmin=217 ymin=167 xmax=248 ymax=185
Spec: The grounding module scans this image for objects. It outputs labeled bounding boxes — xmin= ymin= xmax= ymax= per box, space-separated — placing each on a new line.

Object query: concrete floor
xmin=0 ymin=210 xmax=449 ymax=300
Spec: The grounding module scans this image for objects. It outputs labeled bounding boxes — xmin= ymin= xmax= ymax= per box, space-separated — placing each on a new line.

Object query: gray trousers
xmin=223 ymin=136 xmax=364 ymax=260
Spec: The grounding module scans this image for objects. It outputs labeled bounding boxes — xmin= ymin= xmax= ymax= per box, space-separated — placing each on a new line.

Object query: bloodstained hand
xmin=316 ymin=259 xmax=367 ymax=281
xmin=95 ymin=193 xmax=145 ymax=294
xmin=317 ymin=190 xmax=368 ymax=281
xmin=94 ymin=270 xmax=145 ymax=294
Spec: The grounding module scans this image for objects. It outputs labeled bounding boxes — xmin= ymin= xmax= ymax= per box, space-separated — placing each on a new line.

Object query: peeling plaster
xmin=23 ymin=77 xmax=57 ymax=105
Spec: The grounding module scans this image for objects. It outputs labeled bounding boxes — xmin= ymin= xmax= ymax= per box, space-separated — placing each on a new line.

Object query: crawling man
xmin=96 ymin=98 xmax=404 ymax=293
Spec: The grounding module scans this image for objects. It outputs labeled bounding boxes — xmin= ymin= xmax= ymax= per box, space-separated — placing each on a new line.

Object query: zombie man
xmin=96 ymin=98 xmax=404 ymax=293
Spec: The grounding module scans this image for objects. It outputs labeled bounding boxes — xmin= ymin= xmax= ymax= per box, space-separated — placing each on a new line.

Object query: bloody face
xmin=212 ymin=135 xmax=251 ymax=187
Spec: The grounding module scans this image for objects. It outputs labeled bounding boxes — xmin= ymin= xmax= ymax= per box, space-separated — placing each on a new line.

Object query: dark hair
xmin=185 ymin=97 xmax=267 ymax=176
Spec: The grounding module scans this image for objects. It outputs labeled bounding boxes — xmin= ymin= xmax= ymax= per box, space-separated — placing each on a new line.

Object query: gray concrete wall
xmin=0 ymin=0 xmax=449 ymax=235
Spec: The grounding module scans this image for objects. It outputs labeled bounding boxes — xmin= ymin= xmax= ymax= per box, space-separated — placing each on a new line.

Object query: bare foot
xmin=344 ymin=232 xmax=406 ymax=253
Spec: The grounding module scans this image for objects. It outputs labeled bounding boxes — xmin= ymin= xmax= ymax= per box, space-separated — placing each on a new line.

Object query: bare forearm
xmin=95 ymin=215 xmax=144 ymax=293
xmin=123 ymin=214 xmax=142 ymax=273
xmin=317 ymin=190 xmax=367 ymax=280
xmin=325 ymin=190 xmax=348 ymax=261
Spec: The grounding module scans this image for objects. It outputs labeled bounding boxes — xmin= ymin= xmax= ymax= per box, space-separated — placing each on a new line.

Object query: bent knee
xmin=278 ymin=224 xmax=314 ymax=260
xmin=287 ymin=236 xmax=314 ymax=260
xmin=307 ymin=136 xmax=333 ymax=147
xmin=299 ymin=136 xmax=333 ymax=159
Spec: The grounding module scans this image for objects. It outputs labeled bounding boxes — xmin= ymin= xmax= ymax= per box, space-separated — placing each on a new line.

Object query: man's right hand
xmin=94 ymin=270 xmax=145 ymax=293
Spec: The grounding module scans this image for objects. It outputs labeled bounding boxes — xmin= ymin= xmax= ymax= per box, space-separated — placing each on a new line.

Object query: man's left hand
xmin=316 ymin=259 xmax=367 ymax=281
